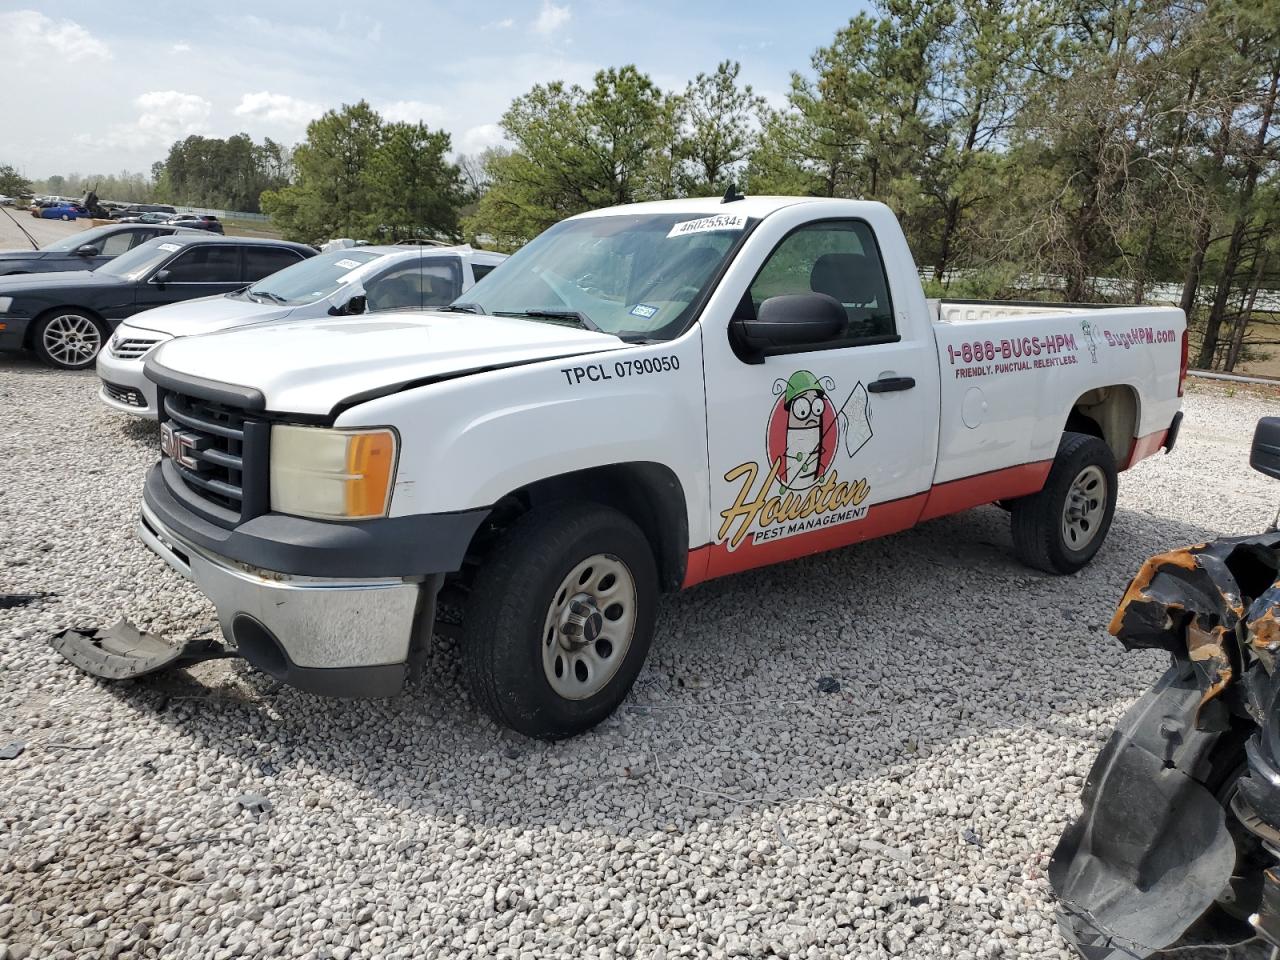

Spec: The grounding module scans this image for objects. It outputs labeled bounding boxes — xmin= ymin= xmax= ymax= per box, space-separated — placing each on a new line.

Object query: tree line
xmin=11 ymin=0 xmax=1280 ymax=370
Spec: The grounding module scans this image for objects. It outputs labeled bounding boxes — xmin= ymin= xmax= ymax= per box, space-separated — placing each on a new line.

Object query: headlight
xmin=269 ymin=425 xmax=398 ymax=520
xmin=0 ymin=297 xmax=12 ymax=313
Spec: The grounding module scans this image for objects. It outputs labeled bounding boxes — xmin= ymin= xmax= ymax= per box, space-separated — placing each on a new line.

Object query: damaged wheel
xmin=1010 ymin=431 xmax=1117 ymax=574
xmin=461 ymin=500 xmax=658 ymax=740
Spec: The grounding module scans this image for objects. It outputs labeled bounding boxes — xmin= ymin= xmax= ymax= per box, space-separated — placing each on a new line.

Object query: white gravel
xmin=1 ymin=360 xmax=1277 ymax=960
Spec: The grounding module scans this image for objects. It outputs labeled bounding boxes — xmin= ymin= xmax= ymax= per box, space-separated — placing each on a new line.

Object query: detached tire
xmin=463 ymin=501 xmax=658 ymax=740
xmin=1010 ymin=431 xmax=1117 ymax=574
xmin=32 ymin=310 xmax=107 ymax=370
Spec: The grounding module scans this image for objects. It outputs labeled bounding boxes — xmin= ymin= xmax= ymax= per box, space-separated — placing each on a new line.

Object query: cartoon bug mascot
xmin=768 ymin=371 xmax=873 ymax=491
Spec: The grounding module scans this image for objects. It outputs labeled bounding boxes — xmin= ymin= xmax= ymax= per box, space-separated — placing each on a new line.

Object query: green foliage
xmin=262 ymin=101 xmax=464 ymax=244
xmin=0 ymin=164 xmax=32 ymax=197
xmin=151 ymin=134 xmax=290 ymax=213
xmin=30 ymin=170 xmax=157 ymax=202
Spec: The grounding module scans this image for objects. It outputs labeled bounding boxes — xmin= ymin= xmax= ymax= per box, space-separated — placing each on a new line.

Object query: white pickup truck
xmin=116 ymin=196 xmax=1185 ymax=739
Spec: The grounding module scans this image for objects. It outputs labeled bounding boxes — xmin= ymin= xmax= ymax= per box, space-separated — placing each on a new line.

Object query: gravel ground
xmin=1 ymin=363 xmax=1277 ymax=960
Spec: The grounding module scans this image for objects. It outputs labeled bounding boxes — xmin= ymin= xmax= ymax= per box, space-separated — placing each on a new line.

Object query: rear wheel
xmin=462 ymin=501 xmax=658 ymax=739
xmin=32 ymin=310 xmax=106 ymax=369
xmin=1010 ymin=432 xmax=1117 ymax=574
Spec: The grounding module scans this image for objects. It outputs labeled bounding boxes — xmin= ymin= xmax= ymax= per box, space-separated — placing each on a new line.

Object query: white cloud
xmin=458 ymin=123 xmax=507 ymax=154
xmin=234 ymin=91 xmax=323 ymax=128
xmin=0 ymin=10 xmax=110 ymax=62
xmin=532 ymin=2 xmax=570 ymax=36
xmin=134 ymin=91 xmax=213 ymax=141
xmin=172 ymin=41 xmax=192 ymax=53
xmin=380 ymin=99 xmax=448 ymax=126
xmin=486 ymin=17 xmax=515 ymax=29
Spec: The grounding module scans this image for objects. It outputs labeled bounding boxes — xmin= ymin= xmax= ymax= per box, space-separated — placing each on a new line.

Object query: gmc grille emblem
xmin=160 ymin=422 xmax=209 ymax=471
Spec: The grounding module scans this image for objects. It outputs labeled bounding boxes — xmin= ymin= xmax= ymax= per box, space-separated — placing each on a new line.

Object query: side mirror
xmin=1251 ymin=418 xmax=1280 ymax=480
xmin=346 ymin=294 xmax=367 ymax=315
xmin=76 ymin=244 xmax=99 ymax=257
xmin=731 ymin=293 xmax=847 ymax=360
xmin=152 ymin=269 xmax=172 ymax=286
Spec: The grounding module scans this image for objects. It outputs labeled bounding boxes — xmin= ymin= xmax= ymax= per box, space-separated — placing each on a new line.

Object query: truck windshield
xmin=246 ymin=249 xmax=384 ymax=305
xmin=460 ymin=213 xmax=751 ymax=340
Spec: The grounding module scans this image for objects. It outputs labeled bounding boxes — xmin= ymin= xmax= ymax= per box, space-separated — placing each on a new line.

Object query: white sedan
xmin=96 ymin=244 xmax=507 ymax=417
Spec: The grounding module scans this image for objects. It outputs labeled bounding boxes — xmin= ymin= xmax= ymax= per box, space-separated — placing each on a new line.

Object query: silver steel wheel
xmin=541 ymin=553 xmax=637 ymax=701
xmin=1062 ymin=464 xmax=1107 ymax=550
xmin=42 ymin=314 xmax=101 ymax=367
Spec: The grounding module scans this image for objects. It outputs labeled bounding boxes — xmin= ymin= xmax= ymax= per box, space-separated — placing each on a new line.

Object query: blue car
xmin=34 ymin=204 xmax=91 ymax=221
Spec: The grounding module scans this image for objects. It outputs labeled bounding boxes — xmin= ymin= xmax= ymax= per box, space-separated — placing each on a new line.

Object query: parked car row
xmin=0 ymin=232 xmax=506 ymax=372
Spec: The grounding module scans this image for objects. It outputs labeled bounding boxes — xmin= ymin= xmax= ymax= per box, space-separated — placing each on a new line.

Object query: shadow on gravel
xmin=75 ymin=496 xmax=1234 ymax=838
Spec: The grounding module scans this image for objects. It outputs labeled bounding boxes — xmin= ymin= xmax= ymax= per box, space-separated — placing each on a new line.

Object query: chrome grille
xmin=103 ymin=381 xmax=144 ymax=407
xmin=160 ymin=393 xmax=270 ymax=525
xmin=111 ymin=336 xmax=163 ymax=360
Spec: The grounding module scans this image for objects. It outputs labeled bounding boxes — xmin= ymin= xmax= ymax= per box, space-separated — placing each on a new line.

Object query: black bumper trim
xmin=144 ymin=356 xmax=267 ymax=411
xmin=143 ymin=463 xmax=489 ymax=578
xmin=1164 ymin=410 xmax=1184 ymax=455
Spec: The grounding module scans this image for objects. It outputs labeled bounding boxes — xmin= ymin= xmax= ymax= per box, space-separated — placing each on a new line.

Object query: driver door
xmin=700 ymin=217 xmax=940 ymax=580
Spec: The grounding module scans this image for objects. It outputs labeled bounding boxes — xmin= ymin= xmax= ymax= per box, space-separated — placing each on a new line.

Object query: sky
xmin=0 ymin=1 xmax=871 ymax=179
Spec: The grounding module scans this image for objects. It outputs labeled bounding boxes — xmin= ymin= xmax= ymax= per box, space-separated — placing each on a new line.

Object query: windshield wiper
xmin=440 ymin=302 xmax=483 ymax=314
xmin=253 ymin=290 xmax=288 ymax=304
xmin=511 ymin=309 xmax=603 ymax=333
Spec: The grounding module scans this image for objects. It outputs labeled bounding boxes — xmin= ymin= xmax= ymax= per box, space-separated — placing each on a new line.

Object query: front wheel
xmin=462 ymin=501 xmax=658 ymax=739
xmin=1010 ymin=431 xmax=1118 ymax=574
xmin=32 ymin=310 xmax=107 ymax=369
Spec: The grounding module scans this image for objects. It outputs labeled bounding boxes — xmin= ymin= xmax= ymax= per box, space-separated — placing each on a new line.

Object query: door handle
xmin=867 ymin=376 xmax=916 ymax=393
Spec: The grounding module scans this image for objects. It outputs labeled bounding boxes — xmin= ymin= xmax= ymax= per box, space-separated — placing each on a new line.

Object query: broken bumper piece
xmin=49 ymin=620 xmax=236 ymax=680
xmin=1052 ymin=531 xmax=1280 ymax=956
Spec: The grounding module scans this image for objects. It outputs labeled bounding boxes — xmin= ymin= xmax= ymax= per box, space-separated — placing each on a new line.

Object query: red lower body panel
xmin=1123 ymin=428 xmax=1169 ymax=470
xmin=683 ymin=459 xmax=1052 ymax=588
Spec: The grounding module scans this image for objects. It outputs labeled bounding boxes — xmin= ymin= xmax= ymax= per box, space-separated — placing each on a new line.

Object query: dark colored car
xmin=0 ymin=223 xmax=204 ymax=276
xmin=0 ymin=235 xmax=315 ymax=369
xmin=167 ymin=214 xmax=224 ymax=235
xmin=111 ymin=203 xmax=177 ymax=220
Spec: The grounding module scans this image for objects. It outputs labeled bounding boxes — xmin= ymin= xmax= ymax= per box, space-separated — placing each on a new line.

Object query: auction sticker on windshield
xmin=334 ymin=259 xmax=361 ymax=270
xmin=666 ymin=214 xmax=747 ymax=238
xmin=157 ymin=243 xmax=181 ymax=252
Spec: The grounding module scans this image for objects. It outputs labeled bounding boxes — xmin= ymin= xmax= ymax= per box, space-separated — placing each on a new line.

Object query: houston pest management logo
xmin=717 ymin=371 xmax=874 ymax=550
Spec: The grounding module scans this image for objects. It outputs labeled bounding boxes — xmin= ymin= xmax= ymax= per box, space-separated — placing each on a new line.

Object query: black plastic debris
xmin=816 ymin=676 xmax=841 ymax=694
xmin=1052 ymin=528 xmax=1280 ymax=957
xmin=0 ymin=592 xmax=53 ymax=610
xmin=0 ymin=740 xmax=27 ymax=760
xmin=48 ymin=620 xmax=237 ymax=681
xmin=236 ymin=793 xmax=272 ymax=817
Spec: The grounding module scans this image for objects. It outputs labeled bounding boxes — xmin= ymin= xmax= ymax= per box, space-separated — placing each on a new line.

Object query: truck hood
xmin=127 ymin=293 xmax=292 ymax=336
xmin=150 ymin=311 xmax=628 ymax=416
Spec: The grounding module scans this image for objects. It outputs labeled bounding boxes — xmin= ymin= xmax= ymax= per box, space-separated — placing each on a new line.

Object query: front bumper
xmin=0 ymin=316 xmax=30 ymax=352
xmin=137 ymin=498 xmax=424 ymax=697
xmin=97 ymin=347 xmax=159 ymax=417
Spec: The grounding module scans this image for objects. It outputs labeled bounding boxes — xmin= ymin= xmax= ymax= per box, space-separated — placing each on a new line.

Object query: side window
xmin=99 ymin=232 xmax=135 ymax=256
xmin=130 ymin=229 xmax=161 ymax=248
xmin=470 ymin=263 xmax=496 ymax=282
xmin=747 ymin=220 xmax=896 ymax=343
xmin=365 ymin=259 xmax=463 ymax=311
xmin=243 ymin=247 xmax=303 ymax=282
xmin=162 ymin=246 xmax=241 ymax=283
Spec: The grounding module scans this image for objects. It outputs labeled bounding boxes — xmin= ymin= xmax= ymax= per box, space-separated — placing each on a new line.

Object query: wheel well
xmin=465 ymin=463 xmax=690 ymax=593
xmin=1067 ymin=385 xmax=1138 ymax=465
xmin=25 ymin=305 xmax=106 ymax=349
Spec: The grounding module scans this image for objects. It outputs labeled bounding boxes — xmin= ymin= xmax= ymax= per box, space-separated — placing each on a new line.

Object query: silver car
xmin=96 ymin=244 xmax=508 ymax=417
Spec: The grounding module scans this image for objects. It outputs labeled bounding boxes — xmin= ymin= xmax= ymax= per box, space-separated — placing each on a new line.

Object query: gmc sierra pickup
xmin=84 ymin=196 xmax=1187 ymax=738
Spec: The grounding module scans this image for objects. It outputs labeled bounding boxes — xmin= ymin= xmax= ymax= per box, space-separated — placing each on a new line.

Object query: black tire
xmin=1010 ymin=431 xmax=1118 ymax=574
xmin=31 ymin=310 xmax=108 ymax=370
xmin=462 ymin=500 xmax=658 ymax=740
